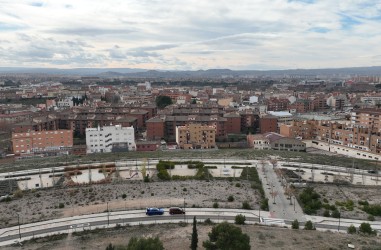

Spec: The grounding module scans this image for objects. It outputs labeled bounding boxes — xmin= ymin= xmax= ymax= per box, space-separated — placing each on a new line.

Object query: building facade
xmin=86 ymin=125 xmax=136 ymax=154
xmin=176 ymin=124 xmax=216 ymax=149
xmin=12 ymin=129 xmax=73 ymax=154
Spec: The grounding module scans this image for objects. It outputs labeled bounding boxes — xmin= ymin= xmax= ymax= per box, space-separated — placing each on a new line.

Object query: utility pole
xmin=17 ymin=213 xmax=21 ymax=240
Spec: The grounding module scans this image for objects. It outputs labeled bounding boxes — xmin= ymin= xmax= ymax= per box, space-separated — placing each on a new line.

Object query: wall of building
xmin=12 ymin=129 xmax=73 ymax=154
xmin=260 ymin=117 xmax=278 ymax=134
xmin=86 ymin=125 xmax=136 ymax=154
xmin=304 ymin=140 xmax=381 ymax=160
xmin=176 ymin=123 xmax=216 ymax=149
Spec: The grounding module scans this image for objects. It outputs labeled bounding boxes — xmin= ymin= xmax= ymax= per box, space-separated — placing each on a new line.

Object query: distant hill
xmin=0 ymin=66 xmax=380 ymax=78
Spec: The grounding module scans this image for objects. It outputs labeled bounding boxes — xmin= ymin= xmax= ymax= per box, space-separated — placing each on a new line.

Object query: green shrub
xmin=359 ymin=223 xmax=376 ymax=235
xmin=59 ymin=203 xmax=65 ymax=209
xmin=242 ymin=201 xmax=251 ymax=210
xmin=323 ymin=210 xmax=330 ymax=217
xmin=122 ymin=194 xmax=127 ymax=199
xmin=235 ymin=214 xmax=246 ymax=225
xmin=331 ymin=210 xmax=340 ymax=218
xmin=292 ymin=219 xmax=299 ymax=229
xmin=204 ymin=218 xmax=213 ymax=224
xmin=213 ymin=202 xmax=219 ymax=208
xmin=235 ymin=183 xmax=241 ymax=188
xmin=260 ymin=198 xmax=269 ymax=211
xmin=362 ymin=204 xmax=381 ymax=216
xmin=347 ymin=225 xmax=357 ymax=234
xmin=368 ymin=215 xmax=375 ymax=221
xmin=304 ymin=220 xmax=315 ymax=230
xmin=228 ymin=195 xmax=234 ymax=202
xmin=299 ymin=187 xmax=322 ymax=214
xmin=358 ymin=200 xmax=369 ymax=206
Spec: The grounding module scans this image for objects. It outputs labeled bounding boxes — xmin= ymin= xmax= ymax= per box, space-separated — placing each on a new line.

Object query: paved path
xmin=258 ymin=161 xmax=305 ymax=221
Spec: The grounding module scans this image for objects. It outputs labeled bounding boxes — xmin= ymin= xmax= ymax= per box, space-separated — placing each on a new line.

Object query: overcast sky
xmin=0 ymin=0 xmax=380 ymax=70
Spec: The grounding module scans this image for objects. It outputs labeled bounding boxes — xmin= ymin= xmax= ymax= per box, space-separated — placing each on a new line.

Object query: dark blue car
xmin=146 ymin=207 xmax=164 ymax=216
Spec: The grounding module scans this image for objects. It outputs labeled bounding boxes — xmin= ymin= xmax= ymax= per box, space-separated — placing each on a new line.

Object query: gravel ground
xmin=3 ymin=223 xmax=381 ymax=250
xmin=0 ymin=179 xmax=259 ymax=228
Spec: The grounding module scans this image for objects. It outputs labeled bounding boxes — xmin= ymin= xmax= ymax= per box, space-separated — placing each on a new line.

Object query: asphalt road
xmin=0 ymin=213 xmax=260 ymax=243
xmin=1 ymin=211 xmax=354 ymax=244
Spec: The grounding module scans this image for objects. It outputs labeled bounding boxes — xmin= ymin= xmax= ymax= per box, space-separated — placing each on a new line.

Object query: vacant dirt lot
xmin=4 ymin=223 xmax=381 ymax=250
xmin=0 ymin=179 xmax=259 ymax=228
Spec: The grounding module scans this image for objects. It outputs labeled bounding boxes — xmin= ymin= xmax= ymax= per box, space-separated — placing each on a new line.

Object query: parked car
xmin=146 ymin=207 xmax=164 ymax=216
xmin=169 ymin=207 xmax=185 ymax=215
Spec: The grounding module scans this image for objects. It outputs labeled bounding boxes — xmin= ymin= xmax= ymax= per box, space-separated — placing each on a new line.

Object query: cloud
xmin=49 ymin=27 xmax=136 ymax=37
xmin=0 ymin=0 xmax=380 ymax=69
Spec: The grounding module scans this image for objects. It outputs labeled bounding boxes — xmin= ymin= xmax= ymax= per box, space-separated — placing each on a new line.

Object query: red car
xmin=169 ymin=207 xmax=185 ymax=215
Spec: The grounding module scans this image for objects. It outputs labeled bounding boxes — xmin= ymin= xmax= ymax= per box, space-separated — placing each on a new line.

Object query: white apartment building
xmin=86 ymin=125 xmax=136 ymax=154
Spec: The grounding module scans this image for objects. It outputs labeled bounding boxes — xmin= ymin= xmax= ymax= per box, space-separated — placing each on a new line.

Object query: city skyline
xmin=0 ymin=0 xmax=381 ymax=70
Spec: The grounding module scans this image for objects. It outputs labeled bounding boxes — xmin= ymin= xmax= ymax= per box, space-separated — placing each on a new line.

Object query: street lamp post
xmin=338 ymin=210 xmax=341 ymax=232
xmin=17 ymin=213 xmax=21 ymax=240
xmin=293 ymin=197 xmax=296 ymax=212
xmin=183 ymin=198 xmax=186 ymax=222
xmin=259 ymin=205 xmax=261 ymax=223
xmin=107 ymin=202 xmax=110 ymax=226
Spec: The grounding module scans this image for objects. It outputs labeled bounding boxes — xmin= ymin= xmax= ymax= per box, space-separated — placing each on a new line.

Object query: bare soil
xmin=3 ymin=223 xmax=381 ymax=250
xmin=0 ymin=179 xmax=259 ymax=228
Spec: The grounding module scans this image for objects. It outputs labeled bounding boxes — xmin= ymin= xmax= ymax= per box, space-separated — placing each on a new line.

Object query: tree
xmin=203 ymin=222 xmax=250 ymax=250
xmin=359 ymin=222 xmax=375 ymax=235
xmin=106 ymin=243 xmax=115 ymax=250
xmin=155 ymin=95 xmax=173 ymax=109
xmin=323 ymin=210 xmax=330 ymax=217
xmin=292 ymin=219 xmax=299 ymax=229
xmin=191 ymin=216 xmax=198 ymax=250
xmin=127 ymin=237 xmax=164 ymax=250
xmin=304 ymin=220 xmax=315 ymax=230
xmin=347 ymin=225 xmax=357 ymax=234
xmin=235 ymin=214 xmax=246 ymax=225
xmin=227 ymin=195 xmax=234 ymax=202
xmin=331 ymin=210 xmax=340 ymax=218
xmin=213 ymin=202 xmax=219 ymax=208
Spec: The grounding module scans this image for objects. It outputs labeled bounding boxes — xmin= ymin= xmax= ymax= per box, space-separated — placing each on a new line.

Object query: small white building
xmin=249 ymin=95 xmax=259 ymax=104
xmin=86 ymin=125 xmax=136 ymax=154
xmin=56 ymin=98 xmax=74 ymax=108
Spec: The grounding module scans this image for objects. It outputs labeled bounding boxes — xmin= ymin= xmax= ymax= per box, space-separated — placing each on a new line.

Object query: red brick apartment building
xmin=266 ymin=97 xmax=289 ymax=111
xmin=260 ymin=115 xmax=278 ymax=134
xmin=12 ymin=130 xmax=73 ymax=154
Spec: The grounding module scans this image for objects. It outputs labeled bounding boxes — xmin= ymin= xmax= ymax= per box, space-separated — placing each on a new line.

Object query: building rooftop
xmin=268 ymin=111 xmax=293 ymax=117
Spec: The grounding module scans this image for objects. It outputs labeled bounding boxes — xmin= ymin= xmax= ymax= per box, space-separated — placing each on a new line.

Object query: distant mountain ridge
xmin=0 ymin=66 xmax=380 ymax=78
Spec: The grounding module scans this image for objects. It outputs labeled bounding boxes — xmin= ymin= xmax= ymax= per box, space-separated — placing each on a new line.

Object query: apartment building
xmin=266 ymin=97 xmax=289 ymax=111
xmin=86 ymin=125 xmax=136 ymax=154
xmin=176 ymin=124 xmax=216 ymax=149
xmin=146 ymin=115 xmax=227 ymax=142
xmin=12 ymin=129 xmax=73 ymax=154
xmin=260 ymin=115 xmax=278 ymax=134
xmin=351 ymin=108 xmax=381 ymax=132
